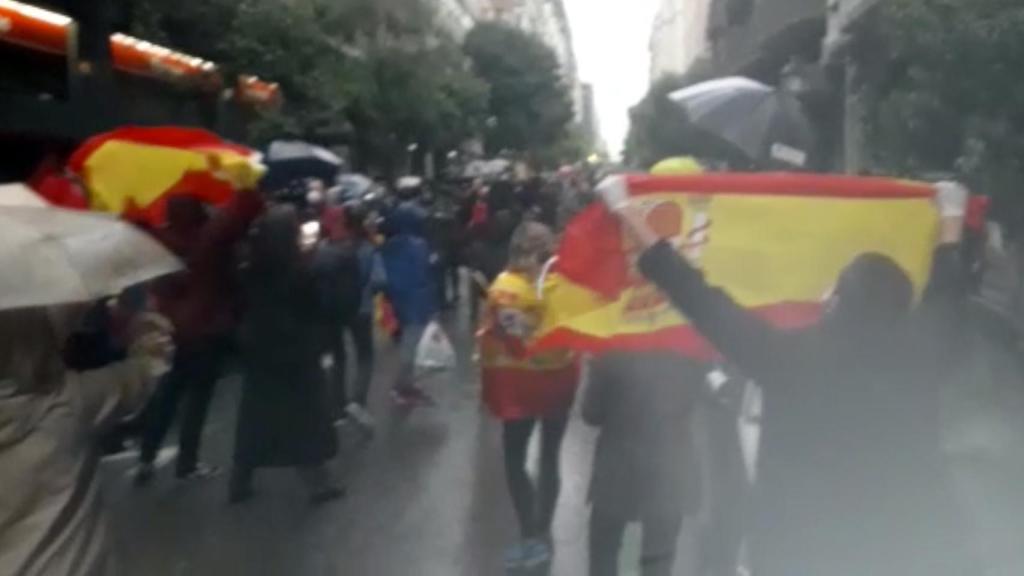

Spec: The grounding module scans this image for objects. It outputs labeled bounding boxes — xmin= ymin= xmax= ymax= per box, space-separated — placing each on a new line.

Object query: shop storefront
xmin=0 ymin=0 xmax=280 ymax=179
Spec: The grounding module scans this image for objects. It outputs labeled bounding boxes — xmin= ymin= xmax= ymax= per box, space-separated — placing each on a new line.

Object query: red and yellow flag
xmin=535 ymin=173 xmax=939 ymax=359
xmin=68 ymin=127 xmax=264 ymax=227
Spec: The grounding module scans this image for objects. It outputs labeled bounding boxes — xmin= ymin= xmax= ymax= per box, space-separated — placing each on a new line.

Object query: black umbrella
xmin=669 ymin=77 xmax=815 ymax=170
xmin=264 ymin=140 xmax=343 ymax=189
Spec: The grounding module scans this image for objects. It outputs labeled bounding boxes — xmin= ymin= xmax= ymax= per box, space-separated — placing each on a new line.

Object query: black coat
xmin=639 ymin=242 xmax=971 ymax=576
xmin=234 ymin=262 xmax=338 ymax=469
xmin=311 ymin=240 xmax=361 ymax=325
xmin=584 ymin=351 xmax=703 ymax=521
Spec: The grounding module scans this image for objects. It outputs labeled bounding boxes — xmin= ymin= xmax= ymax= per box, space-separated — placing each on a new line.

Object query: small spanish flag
xmin=534 ymin=173 xmax=939 ymax=359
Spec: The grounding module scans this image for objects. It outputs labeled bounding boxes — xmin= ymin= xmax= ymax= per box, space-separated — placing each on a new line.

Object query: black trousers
xmin=589 ymin=507 xmax=684 ymax=576
xmin=323 ymin=315 xmax=376 ymax=412
xmin=322 ymin=322 xmax=349 ymax=415
xmin=139 ymin=336 xmax=228 ymax=475
xmin=347 ymin=314 xmax=375 ymax=407
xmin=503 ymin=415 xmax=569 ymax=539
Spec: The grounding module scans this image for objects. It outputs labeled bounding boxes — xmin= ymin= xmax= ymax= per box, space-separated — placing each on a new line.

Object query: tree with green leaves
xmin=121 ymin=0 xmax=489 ymax=176
xmin=849 ymin=0 xmax=1024 ymax=224
xmin=463 ymin=22 xmax=574 ymax=164
xmin=347 ymin=40 xmax=489 ymax=175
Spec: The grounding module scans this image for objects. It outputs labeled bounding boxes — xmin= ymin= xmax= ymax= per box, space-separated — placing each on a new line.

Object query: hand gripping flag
xmin=534 ymin=173 xmax=939 ymax=359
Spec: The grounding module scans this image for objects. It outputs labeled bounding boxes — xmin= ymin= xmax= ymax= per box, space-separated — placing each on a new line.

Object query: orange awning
xmin=110 ymin=33 xmax=222 ymax=90
xmin=0 ymin=0 xmax=71 ymax=55
xmin=236 ymin=75 xmax=283 ymax=108
xmin=0 ymin=2 xmax=278 ymax=98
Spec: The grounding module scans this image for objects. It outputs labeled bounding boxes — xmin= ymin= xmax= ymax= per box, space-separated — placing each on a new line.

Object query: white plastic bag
xmin=415 ymin=321 xmax=455 ymax=374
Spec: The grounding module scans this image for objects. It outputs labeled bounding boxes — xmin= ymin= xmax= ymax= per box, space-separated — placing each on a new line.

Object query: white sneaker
xmin=345 ymin=403 xmax=375 ymax=430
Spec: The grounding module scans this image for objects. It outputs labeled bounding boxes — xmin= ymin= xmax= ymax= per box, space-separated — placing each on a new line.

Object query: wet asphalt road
xmin=100 ymin=295 xmax=1024 ymax=576
xmin=102 ymin=301 xmax=621 ymax=576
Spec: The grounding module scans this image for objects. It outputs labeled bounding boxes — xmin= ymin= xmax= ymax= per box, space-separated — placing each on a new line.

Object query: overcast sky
xmin=563 ymin=0 xmax=661 ymax=158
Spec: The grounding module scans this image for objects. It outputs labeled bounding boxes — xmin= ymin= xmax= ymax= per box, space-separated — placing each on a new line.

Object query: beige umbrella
xmin=0 ymin=183 xmax=48 ymax=207
xmin=0 ymin=205 xmax=182 ymax=310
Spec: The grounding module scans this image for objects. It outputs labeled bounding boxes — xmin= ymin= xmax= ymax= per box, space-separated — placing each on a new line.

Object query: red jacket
xmin=151 ymin=190 xmax=264 ymax=344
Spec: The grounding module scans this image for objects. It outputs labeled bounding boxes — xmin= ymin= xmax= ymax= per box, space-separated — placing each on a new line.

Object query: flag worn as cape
xmin=534 ymin=173 xmax=938 ymax=359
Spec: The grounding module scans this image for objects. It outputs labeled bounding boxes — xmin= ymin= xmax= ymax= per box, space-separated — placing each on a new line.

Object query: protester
xmin=343 ymin=203 xmax=387 ymax=428
xmin=479 ymin=221 xmax=579 ymax=570
xmin=584 ymin=351 xmax=703 ymax=576
xmin=380 ymin=202 xmax=438 ymax=405
xmin=467 ymin=205 xmax=520 ymax=324
xmin=599 ymin=177 xmax=972 ymax=575
xmin=229 ymin=205 xmax=343 ymax=505
xmin=311 ymin=206 xmax=362 ymax=423
xmin=0 ymin=306 xmax=172 ymax=576
xmin=136 ymin=190 xmax=264 ymax=485
xmin=425 ymin=186 xmax=460 ymax=308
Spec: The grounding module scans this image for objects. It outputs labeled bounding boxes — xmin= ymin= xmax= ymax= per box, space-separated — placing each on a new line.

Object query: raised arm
xmin=637 ymin=240 xmax=791 ymax=381
xmin=192 ymin=189 xmax=265 ymax=273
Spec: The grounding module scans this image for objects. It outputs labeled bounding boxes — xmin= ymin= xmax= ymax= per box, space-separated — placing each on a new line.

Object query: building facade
xmin=707 ymin=0 xmax=826 ymax=81
xmin=649 ymin=0 xmax=714 ymax=81
xmin=823 ymin=0 xmax=885 ymax=172
xmin=580 ymin=82 xmax=603 ymax=152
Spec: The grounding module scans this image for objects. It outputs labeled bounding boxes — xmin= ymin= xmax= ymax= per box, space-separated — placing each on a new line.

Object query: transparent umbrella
xmin=0 ymin=205 xmax=181 ymax=310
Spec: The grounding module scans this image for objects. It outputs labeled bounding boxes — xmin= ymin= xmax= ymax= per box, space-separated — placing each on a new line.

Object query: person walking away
xmin=380 ymin=203 xmax=438 ymax=405
xmin=229 ymin=206 xmax=343 ymax=505
xmin=135 ymin=190 xmax=264 ymax=485
xmin=479 ymin=222 xmax=579 ymax=571
xmin=342 ymin=203 xmax=387 ymax=428
xmin=426 ymin=188 xmax=459 ymax=308
xmin=0 ymin=306 xmax=172 ymax=576
xmin=311 ymin=207 xmax=361 ymax=423
xmin=584 ymin=351 xmax=703 ymax=576
xmin=599 ymin=177 xmax=974 ymax=576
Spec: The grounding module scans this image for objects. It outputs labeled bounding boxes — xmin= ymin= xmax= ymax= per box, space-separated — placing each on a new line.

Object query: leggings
xmin=502 ymin=415 xmax=569 ymax=539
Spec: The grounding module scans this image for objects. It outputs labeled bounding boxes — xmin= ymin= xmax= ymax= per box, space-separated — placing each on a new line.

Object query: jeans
xmin=589 ymin=507 xmax=684 ymax=576
xmin=394 ymin=323 xmax=426 ymax=393
xmin=503 ymin=415 xmax=569 ymax=539
xmin=139 ymin=335 xmax=228 ymax=475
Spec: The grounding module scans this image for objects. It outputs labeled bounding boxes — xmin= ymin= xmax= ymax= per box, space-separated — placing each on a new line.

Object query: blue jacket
xmin=380 ymin=204 xmax=437 ymax=326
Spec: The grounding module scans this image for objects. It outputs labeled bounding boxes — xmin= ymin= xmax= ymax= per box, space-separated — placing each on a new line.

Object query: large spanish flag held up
xmin=534 ymin=173 xmax=940 ymax=360
xmin=68 ymin=127 xmax=265 ymax=227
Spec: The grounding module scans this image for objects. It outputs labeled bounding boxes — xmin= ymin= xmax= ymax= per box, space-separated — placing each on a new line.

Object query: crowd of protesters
xmin=0 ymin=161 xmax=995 ymax=576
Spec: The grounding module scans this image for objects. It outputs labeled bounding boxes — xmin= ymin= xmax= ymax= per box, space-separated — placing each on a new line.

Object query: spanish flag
xmin=535 ymin=173 xmax=939 ymax=359
xmin=68 ymin=127 xmax=265 ymax=227
xmin=480 ymin=271 xmax=579 ymax=421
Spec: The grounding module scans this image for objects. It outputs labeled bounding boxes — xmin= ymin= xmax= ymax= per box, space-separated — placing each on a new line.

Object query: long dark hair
xmin=250 ymin=205 xmax=301 ymax=275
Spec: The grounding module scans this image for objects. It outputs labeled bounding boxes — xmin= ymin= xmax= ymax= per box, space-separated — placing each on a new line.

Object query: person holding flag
xmin=478 ymin=222 xmax=579 ymax=571
xmin=595 ymin=176 xmax=973 ymax=576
